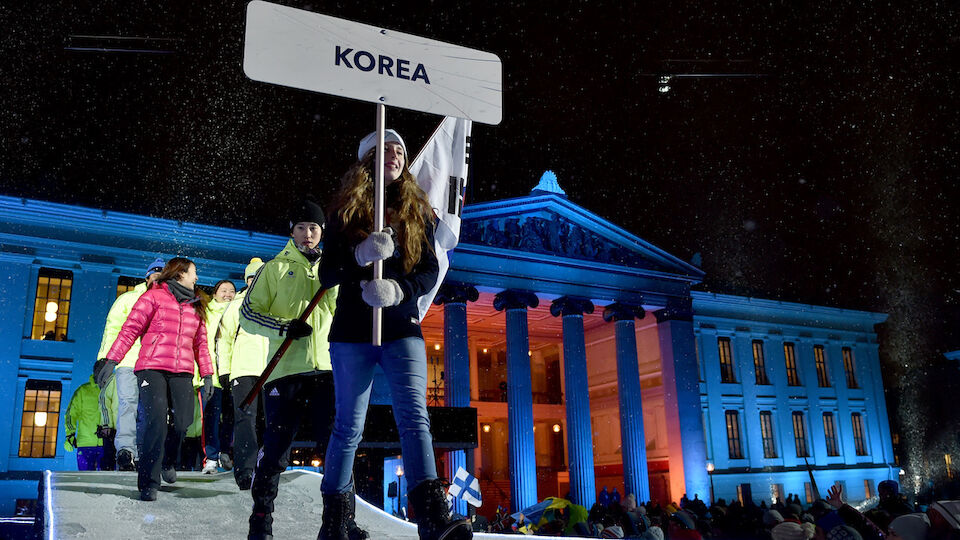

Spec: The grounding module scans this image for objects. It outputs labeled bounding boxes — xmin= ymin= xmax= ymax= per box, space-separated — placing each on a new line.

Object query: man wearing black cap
xmin=93 ymin=257 xmax=165 ymax=471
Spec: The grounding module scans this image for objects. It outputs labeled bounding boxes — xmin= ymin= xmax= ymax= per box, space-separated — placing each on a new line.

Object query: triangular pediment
xmin=459 ymin=193 xmax=703 ymax=278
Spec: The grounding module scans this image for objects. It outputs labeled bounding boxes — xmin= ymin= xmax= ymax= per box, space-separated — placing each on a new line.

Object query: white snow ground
xmin=42 ymin=469 xmax=569 ymax=539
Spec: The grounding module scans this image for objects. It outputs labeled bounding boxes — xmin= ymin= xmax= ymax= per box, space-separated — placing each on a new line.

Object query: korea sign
xmin=243 ymin=1 xmax=503 ymax=125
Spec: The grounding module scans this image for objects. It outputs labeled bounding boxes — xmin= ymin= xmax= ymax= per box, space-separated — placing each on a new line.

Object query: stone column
xmin=494 ymin=289 xmax=539 ymax=512
xmin=434 ymin=283 xmax=479 ymax=516
xmin=603 ymin=303 xmax=650 ymax=502
xmin=550 ymin=296 xmax=597 ymax=508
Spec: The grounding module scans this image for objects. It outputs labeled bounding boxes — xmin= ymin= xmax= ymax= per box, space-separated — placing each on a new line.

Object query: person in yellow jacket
xmin=196 ymin=279 xmax=236 ymax=474
xmin=94 ymin=257 xmax=164 ymax=471
xmin=218 ymin=258 xmax=270 ymax=489
xmin=64 ymin=374 xmax=106 ymax=470
xmin=239 ymin=199 xmax=351 ymax=540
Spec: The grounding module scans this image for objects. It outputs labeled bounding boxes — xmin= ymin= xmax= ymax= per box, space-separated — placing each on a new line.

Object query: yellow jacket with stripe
xmin=96 ymin=282 xmax=148 ymax=368
xmin=217 ymin=289 xmax=271 ymax=380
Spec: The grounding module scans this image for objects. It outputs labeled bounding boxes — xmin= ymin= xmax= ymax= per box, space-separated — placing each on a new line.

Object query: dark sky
xmin=3 ymin=1 xmax=959 ymax=358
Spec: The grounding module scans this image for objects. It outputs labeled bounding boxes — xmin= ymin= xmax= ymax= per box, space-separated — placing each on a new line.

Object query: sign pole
xmin=373 ymin=103 xmax=385 ymax=346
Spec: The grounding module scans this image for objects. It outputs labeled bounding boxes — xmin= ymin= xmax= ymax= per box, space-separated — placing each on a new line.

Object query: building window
xmin=725 ymin=410 xmax=744 ymax=459
xmin=772 ymin=483 xmax=785 ymax=504
xmin=695 ymin=338 xmax=703 ymax=382
xmin=814 ymin=345 xmax=830 ymax=387
xmin=718 ymin=337 xmax=736 ymax=383
xmin=946 ymin=454 xmax=954 ymax=480
xmin=843 ymin=348 xmax=858 ymax=389
xmin=784 ymin=343 xmax=801 ymax=386
xmin=19 ymin=380 xmax=62 ymax=458
xmin=753 ymin=340 xmax=770 ymax=385
xmin=760 ymin=411 xmax=778 ymax=458
xmin=792 ymin=411 xmax=809 ymax=458
xmin=864 ymin=479 xmax=874 ymax=499
xmin=823 ymin=412 xmax=840 ymax=456
xmin=804 ymin=482 xmax=814 ymax=504
xmin=116 ymin=276 xmax=140 ymax=298
xmin=851 ymin=413 xmax=868 ymax=456
xmin=31 ymin=268 xmax=73 ymax=341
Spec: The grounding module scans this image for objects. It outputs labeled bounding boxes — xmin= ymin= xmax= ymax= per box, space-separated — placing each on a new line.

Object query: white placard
xmin=243 ymin=0 xmax=503 ymax=125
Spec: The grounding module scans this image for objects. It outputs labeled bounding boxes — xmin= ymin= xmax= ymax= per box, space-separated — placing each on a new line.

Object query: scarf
xmin=165 ymin=279 xmax=197 ymax=304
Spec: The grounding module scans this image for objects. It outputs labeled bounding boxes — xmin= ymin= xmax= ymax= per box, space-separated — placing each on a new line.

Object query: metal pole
xmin=373 ymin=103 xmax=385 ymax=346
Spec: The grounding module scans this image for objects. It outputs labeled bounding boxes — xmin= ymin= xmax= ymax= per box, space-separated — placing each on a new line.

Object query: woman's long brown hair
xmin=155 ymin=257 xmax=208 ymax=317
xmin=331 ymin=150 xmax=433 ymax=274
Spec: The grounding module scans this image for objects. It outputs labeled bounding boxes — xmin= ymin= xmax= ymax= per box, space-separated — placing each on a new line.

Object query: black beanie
xmin=289 ymin=199 xmax=325 ymax=230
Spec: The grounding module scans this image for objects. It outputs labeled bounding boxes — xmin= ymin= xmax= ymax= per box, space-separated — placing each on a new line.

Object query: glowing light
xmin=311 ymin=459 xmax=321 ymax=468
xmin=482 ymin=348 xmax=488 ymax=354
xmin=396 ymin=465 xmax=404 ymax=477
xmin=706 ymin=462 xmax=715 ymax=472
xmin=292 ymin=460 xmax=301 ymax=466
xmin=434 ymin=344 xmax=441 ymax=351
xmin=46 ymin=302 xmax=59 ymax=313
xmin=44 ymin=312 xmax=57 ymax=322
xmin=552 ymin=424 xmax=561 ymax=433
xmin=482 ymin=424 xmax=491 ymax=433
xmin=34 ymin=412 xmax=47 ymax=427
xmin=527 ymin=350 xmax=532 ymax=356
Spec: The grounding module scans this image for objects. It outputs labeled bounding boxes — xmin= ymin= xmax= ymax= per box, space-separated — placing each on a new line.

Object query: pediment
xmin=459 ymin=194 xmax=702 ymax=278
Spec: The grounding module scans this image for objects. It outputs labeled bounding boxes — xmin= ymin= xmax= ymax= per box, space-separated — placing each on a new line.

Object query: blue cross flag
xmin=447 ymin=467 xmax=482 ymax=507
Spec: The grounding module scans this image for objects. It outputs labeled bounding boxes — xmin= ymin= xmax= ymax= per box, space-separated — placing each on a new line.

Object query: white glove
xmin=360 ymin=279 xmax=403 ymax=307
xmin=354 ymin=228 xmax=395 ymax=267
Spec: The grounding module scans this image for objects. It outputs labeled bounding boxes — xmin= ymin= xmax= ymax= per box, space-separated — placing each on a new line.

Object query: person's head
xmin=158 ymin=257 xmax=198 ymax=288
xmin=887 ymin=513 xmax=929 ymax=540
xmin=356 ymin=129 xmax=408 ymax=185
xmin=289 ymin=199 xmax=325 ymax=252
xmin=878 ymin=480 xmax=899 ymax=501
xmin=333 ymin=128 xmax=432 ymax=274
xmin=244 ymin=257 xmax=264 ymax=288
xmin=145 ymin=257 xmax=165 ymax=287
xmin=212 ymin=280 xmax=236 ymax=302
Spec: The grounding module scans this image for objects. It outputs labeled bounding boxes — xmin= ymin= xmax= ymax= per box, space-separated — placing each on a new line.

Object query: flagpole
xmin=373 ymin=104 xmax=385 ymax=346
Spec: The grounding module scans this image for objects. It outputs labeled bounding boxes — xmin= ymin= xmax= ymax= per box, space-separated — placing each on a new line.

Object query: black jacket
xmin=321 ymin=212 xmax=439 ymax=343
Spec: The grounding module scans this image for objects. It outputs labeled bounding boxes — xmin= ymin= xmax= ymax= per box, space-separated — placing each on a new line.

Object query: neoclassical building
xmin=0 ymin=177 xmax=896 ymax=518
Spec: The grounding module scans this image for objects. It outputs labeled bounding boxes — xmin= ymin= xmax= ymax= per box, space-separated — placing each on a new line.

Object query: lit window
xmin=753 ymin=341 xmax=770 ymax=385
xmin=760 ymin=411 xmax=778 ymax=458
xmin=31 ymin=268 xmax=73 ymax=341
xmin=864 ymin=479 xmax=874 ymax=499
xmin=792 ymin=411 xmax=809 ymax=458
xmin=772 ymin=483 xmax=785 ymax=504
xmin=945 ymin=454 xmax=953 ymax=480
xmin=116 ymin=276 xmax=140 ymax=298
xmin=823 ymin=412 xmax=840 ymax=457
xmin=843 ymin=348 xmax=858 ymax=389
xmin=725 ymin=410 xmax=744 ymax=459
xmin=718 ymin=338 xmax=736 ymax=383
xmin=852 ymin=413 xmax=868 ymax=456
xmin=814 ymin=345 xmax=830 ymax=387
xmin=804 ymin=482 xmax=814 ymax=503
xmin=19 ymin=380 xmax=62 ymax=458
xmin=784 ymin=343 xmax=800 ymax=386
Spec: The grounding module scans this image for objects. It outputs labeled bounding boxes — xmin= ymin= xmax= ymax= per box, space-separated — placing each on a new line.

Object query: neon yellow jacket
xmin=193 ymin=298 xmax=230 ymax=388
xmin=64 ymin=376 xmax=103 ymax=450
xmin=218 ymin=289 xmax=271 ymax=380
xmin=97 ymin=282 xmax=148 ymax=369
xmin=101 ymin=375 xmax=118 ymax=428
xmin=239 ymin=239 xmax=338 ymax=385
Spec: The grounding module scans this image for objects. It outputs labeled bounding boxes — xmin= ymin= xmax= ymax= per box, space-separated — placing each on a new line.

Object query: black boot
xmin=318 ymin=492 xmax=350 ymax=540
xmin=344 ymin=489 xmax=369 ymax=540
xmin=408 ymin=479 xmax=472 ymax=540
xmin=248 ymin=511 xmax=273 ymax=540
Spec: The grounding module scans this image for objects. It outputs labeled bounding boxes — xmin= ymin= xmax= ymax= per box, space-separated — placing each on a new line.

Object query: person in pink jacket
xmin=96 ymin=257 xmax=214 ymax=501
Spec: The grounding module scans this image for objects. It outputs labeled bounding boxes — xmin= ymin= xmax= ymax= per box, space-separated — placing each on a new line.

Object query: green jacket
xmin=239 ymin=239 xmax=338 ymax=385
xmin=96 ymin=282 xmax=148 ymax=369
xmin=193 ymin=298 xmax=230 ymax=388
xmin=218 ymin=289 xmax=271 ymax=380
xmin=64 ymin=376 xmax=103 ymax=450
xmin=101 ymin=375 xmax=118 ymax=428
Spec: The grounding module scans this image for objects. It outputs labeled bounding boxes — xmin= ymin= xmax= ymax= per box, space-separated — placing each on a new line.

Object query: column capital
xmin=550 ymin=296 xmax=595 ymax=318
xmin=602 ymin=302 xmax=645 ymax=323
xmin=494 ymin=289 xmax=539 ymax=311
xmin=433 ymin=283 xmax=479 ymax=305
xmin=654 ymin=297 xmax=694 ymax=323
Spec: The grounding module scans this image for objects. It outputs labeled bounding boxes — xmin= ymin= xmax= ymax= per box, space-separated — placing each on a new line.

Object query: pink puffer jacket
xmin=106 ymin=282 xmax=214 ymax=377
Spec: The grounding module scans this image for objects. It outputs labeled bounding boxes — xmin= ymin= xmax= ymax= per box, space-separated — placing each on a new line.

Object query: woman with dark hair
xmin=199 ymin=279 xmax=237 ymax=474
xmin=318 ymin=129 xmax=471 ymax=540
xmin=97 ymin=257 xmax=214 ymax=501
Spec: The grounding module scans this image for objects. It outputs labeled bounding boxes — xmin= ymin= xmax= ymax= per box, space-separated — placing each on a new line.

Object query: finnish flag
xmin=447 ymin=467 xmax=482 ymax=508
xmin=409 ymin=116 xmax=472 ymax=321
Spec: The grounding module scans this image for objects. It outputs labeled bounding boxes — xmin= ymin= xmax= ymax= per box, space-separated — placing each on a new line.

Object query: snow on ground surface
xmin=44 ymin=469 xmax=570 ymax=539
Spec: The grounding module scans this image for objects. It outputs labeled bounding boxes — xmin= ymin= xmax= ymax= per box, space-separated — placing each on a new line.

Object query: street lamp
xmin=706 ymin=462 xmax=716 ymax=505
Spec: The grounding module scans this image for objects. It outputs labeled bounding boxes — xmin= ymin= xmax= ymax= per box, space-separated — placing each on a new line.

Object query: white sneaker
xmin=201 ymin=459 xmax=218 ymax=474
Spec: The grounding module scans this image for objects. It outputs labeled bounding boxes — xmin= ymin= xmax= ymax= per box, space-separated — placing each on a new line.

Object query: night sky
xmin=3 ymin=2 xmax=959 ymax=406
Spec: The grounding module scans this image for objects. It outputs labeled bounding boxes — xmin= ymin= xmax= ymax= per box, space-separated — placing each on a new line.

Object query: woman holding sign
xmin=318 ymin=130 xmax=471 ymax=540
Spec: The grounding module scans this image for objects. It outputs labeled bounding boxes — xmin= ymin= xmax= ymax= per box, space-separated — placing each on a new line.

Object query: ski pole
xmin=240 ymin=287 xmax=329 ymax=411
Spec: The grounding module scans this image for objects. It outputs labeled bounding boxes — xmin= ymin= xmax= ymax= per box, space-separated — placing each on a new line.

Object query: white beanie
xmin=888 ymin=513 xmax=930 ymax=540
xmin=357 ymin=129 xmax=407 ymax=161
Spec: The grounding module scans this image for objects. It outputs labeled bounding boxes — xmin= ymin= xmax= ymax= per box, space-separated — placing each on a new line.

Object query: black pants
xmin=136 ymin=370 xmax=195 ymax=491
xmin=231 ymin=375 xmax=265 ymax=481
xmin=251 ymin=371 xmax=335 ymax=522
xmin=219 ymin=374 xmax=234 ymax=457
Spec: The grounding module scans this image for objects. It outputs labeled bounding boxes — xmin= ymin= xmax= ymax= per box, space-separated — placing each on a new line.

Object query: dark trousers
xmin=219 ymin=374 xmax=234 ymax=457
xmin=200 ymin=386 xmax=222 ymax=461
xmin=231 ymin=375 xmax=264 ymax=481
xmin=251 ymin=371 xmax=335 ymax=521
xmin=136 ymin=370 xmax=195 ymax=491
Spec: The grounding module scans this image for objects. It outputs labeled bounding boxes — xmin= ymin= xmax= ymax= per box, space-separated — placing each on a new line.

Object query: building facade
xmin=0 ymin=180 xmax=897 ymax=517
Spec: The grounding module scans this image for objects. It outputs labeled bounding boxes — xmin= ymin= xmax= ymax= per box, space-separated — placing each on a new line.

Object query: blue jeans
xmin=321 ymin=338 xmax=437 ymax=494
xmin=200 ymin=386 xmax=221 ymax=461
